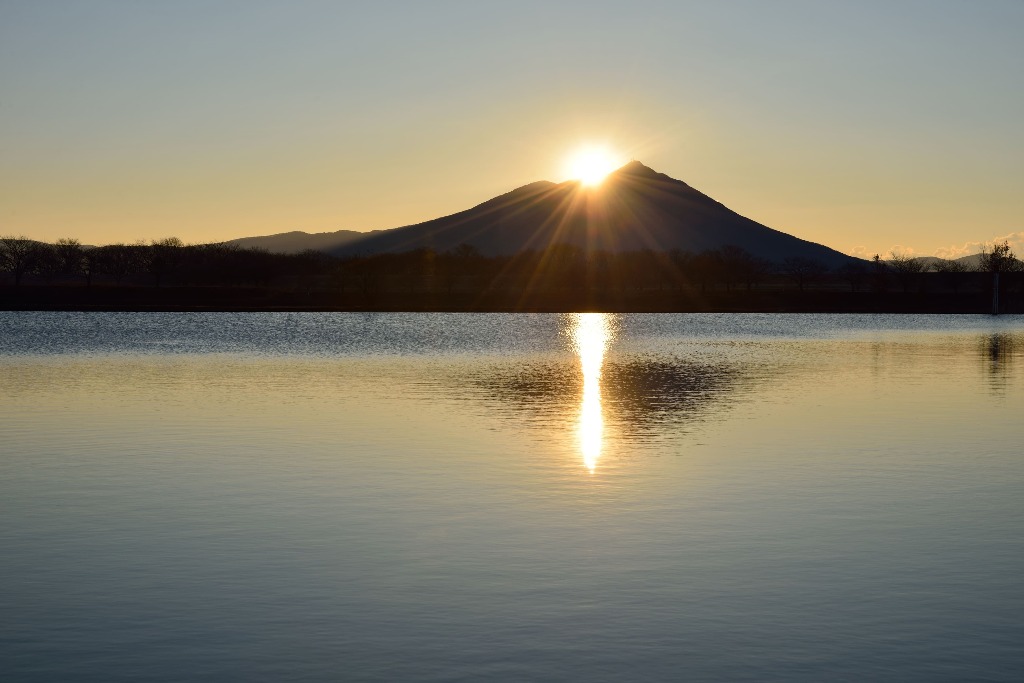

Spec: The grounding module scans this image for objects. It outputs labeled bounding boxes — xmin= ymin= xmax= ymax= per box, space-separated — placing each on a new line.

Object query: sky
xmin=1 ymin=0 xmax=1022 ymax=257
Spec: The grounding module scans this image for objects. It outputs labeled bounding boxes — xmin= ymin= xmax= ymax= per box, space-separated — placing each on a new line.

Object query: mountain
xmin=904 ymin=256 xmax=946 ymax=269
xmin=328 ymin=161 xmax=856 ymax=267
xmin=893 ymin=254 xmax=982 ymax=270
xmin=223 ymin=229 xmax=381 ymax=254
xmin=954 ymin=254 xmax=983 ymax=269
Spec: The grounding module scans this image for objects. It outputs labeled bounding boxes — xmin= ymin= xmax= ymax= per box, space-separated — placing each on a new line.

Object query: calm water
xmin=2 ymin=313 xmax=1023 ymax=682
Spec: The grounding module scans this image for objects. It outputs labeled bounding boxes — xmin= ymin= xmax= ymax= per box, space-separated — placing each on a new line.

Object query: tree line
xmin=1 ymin=234 xmax=1020 ymax=298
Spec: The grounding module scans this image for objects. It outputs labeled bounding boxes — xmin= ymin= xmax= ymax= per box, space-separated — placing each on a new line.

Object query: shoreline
xmin=2 ymin=285 xmax=1019 ymax=314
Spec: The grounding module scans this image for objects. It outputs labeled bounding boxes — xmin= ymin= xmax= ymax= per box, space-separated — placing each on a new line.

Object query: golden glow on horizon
xmin=571 ymin=313 xmax=613 ymax=472
xmin=565 ymin=146 xmax=620 ymax=186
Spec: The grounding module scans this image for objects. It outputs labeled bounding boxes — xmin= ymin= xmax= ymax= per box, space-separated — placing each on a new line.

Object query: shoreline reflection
xmin=571 ymin=313 xmax=613 ymax=471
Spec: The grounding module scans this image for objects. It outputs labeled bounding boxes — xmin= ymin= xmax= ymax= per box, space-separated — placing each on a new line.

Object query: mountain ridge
xmin=321 ymin=161 xmax=855 ymax=267
xmin=218 ymin=163 xmax=972 ymax=268
xmin=224 ymin=229 xmax=383 ymax=254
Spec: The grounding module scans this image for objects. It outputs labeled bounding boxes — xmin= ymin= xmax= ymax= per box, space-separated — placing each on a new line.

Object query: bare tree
xmin=146 ymin=237 xmax=185 ymax=287
xmin=933 ymin=258 xmax=969 ymax=293
xmin=781 ymin=257 xmax=827 ymax=292
xmin=837 ymin=261 xmax=867 ymax=292
xmin=97 ymin=244 xmax=142 ymax=285
xmin=0 ymin=235 xmax=42 ymax=286
xmin=31 ymin=243 xmax=62 ymax=283
xmin=53 ymin=238 xmax=86 ymax=282
xmin=888 ymin=252 xmax=927 ymax=293
xmin=718 ymin=245 xmax=748 ymax=291
xmin=715 ymin=245 xmax=770 ymax=292
xmin=690 ymin=250 xmax=722 ymax=291
xmin=741 ymin=257 xmax=772 ymax=291
xmin=82 ymin=248 xmax=101 ymax=287
xmin=668 ymin=249 xmax=694 ymax=290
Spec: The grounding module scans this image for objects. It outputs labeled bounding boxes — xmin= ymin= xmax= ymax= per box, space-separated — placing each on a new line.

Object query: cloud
xmin=847 ymin=233 xmax=1023 ymax=260
xmin=847 ymin=244 xmax=920 ymax=259
xmin=934 ymin=231 xmax=1024 ymax=260
xmin=887 ymin=244 xmax=920 ymax=257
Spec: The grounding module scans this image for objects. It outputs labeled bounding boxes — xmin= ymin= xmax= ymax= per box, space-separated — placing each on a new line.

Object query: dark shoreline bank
xmin=2 ymin=285 xmax=1019 ymax=314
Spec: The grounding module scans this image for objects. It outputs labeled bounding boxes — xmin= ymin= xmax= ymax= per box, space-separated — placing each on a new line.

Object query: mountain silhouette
xmin=325 ymin=161 xmax=855 ymax=266
xmin=225 ymin=229 xmax=382 ymax=254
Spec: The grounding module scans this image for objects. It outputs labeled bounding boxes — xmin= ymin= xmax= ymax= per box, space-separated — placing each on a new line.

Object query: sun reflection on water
xmin=571 ymin=313 xmax=614 ymax=472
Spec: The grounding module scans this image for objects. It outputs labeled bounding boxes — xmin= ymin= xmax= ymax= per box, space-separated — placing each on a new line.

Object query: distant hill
xmin=955 ymin=254 xmax=983 ymax=269
xmin=329 ymin=161 xmax=856 ymax=267
xmin=223 ymin=229 xmax=381 ymax=254
xmin=891 ymin=254 xmax=982 ymax=270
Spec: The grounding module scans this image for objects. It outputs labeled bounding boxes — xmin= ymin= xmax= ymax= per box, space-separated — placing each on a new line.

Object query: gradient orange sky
xmin=1 ymin=1 xmax=1022 ymax=258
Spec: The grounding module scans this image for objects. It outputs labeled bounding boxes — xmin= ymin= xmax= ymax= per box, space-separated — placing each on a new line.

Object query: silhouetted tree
xmin=668 ymin=249 xmax=694 ymax=290
xmin=0 ymin=235 xmax=42 ymax=286
xmin=542 ymin=244 xmax=584 ymax=291
xmin=53 ymin=238 xmax=86 ymax=283
xmin=719 ymin=246 xmax=771 ymax=291
xmin=978 ymin=241 xmax=1020 ymax=274
xmin=718 ymin=245 xmax=749 ymax=291
xmin=933 ymin=258 xmax=969 ymax=293
xmin=31 ymin=242 xmax=64 ymax=283
xmin=691 ymin=250 xmax=721 ymax=291
xmin=837 ymin=261 xmax=867 ymax=292
xmin=352 ymin=257 xmax=383 ymax=303
xmin=781 ymin=257 xmax=826 ymax=292
xmin=888 ymin=252 xmax=926 ymax=293
xmin=82 ymin=248 xmax=100 ymax=287
xmin=146 ymin=237 xmax=185 ymax=287
xmin=416 ymin=248 xmax=437 ymax=292
xmin=97 ymin=243 xmax=141 ymax=285
xmin=621 ymin=250 xmax=668 ymax=291
xmin=870 ymin=254 xmax=889 ymax=293
xmin=443 ymin=243 xmax=483 ymax=293
xmin=586 ymin=250 xmax=614 ymax=293
xmin=978 ymin=241 xmax=1021 ymax=314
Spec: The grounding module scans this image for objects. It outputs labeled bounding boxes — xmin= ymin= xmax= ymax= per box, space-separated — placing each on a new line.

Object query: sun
xmin=565 ymin=146 xmax=620 ymax=186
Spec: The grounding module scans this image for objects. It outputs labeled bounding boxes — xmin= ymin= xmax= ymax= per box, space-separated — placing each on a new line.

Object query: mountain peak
xmin=321 ymin=162 xmax=854 ymax=267
xmin=614 ymin=160 xmax=660 ymax=177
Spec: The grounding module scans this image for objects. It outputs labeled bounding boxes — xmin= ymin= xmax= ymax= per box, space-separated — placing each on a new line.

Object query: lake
xmin=2 ymin=312 xmax=1023 ymax=682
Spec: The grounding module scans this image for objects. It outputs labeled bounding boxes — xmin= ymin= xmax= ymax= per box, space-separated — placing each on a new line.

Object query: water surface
xmin=2 ymin=313 xmax=1023 ymax=682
